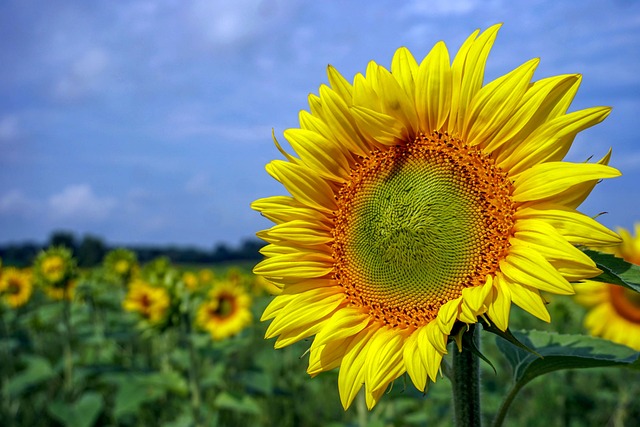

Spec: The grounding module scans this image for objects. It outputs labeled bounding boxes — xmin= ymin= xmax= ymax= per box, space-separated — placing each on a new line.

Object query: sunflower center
xmin=8 ymin=278 xmax=23 ymax=295
xmin=332 ymin=132 xmax=515 ymax=328
xmin=609 ymin=285 xmax=640 ymax=324
xmin=214 ymin=295 xmax=235 ymax=317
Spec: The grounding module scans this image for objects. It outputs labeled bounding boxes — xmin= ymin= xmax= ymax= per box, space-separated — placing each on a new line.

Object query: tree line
xmin=0 ymin=230 xmax=265 ymax=268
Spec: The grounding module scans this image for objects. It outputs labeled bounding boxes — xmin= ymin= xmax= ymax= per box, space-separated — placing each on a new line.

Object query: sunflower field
xmin=0 ymin=244 xmax=639 ymax=427
xmin=4 ymin=23 xmax=640 ymax=427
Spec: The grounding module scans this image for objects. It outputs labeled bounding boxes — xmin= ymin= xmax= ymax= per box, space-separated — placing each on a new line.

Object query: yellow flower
xmin=575 ymin=224 xmax=640 ymax=350
xmin=34 ymin=247 xmax=76 ymax=286
xmin=182 ymin=271 xmax=200 ymax=291
xmin=104 ymin=248 xmax=138 ymax=282
xmin=0 ymin=268 xmax=33 ymax=308
xmin=252 ymin=24 xmax=621 ymax=409
xmin=123 ymin=279 xmax=171 ymax=324
xmin=195 ymin=281 xmax=252 ymax=340
xmin=198 ymin=269 xmax=215 ymax=286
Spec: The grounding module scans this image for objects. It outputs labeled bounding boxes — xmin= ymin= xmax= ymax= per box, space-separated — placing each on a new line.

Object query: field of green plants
xmin=1 ymin=247 xmax=639 ymax=427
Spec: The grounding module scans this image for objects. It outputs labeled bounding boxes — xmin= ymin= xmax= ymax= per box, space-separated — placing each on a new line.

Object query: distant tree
xmin=49 ymin=230 xmax=77 ymax=253
xmin=212 ymin=243 xmax=232 ymax=262
xmin=77 ymin=235 xmax=107 ymax=267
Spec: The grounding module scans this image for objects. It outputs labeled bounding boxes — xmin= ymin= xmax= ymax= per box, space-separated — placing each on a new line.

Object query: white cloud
xmin=0 ymin=190 xmax=38 ymax=215
xmin=48 ymin=184 xmax=117 ymax=221
xmin=53 ymin=48 xmax=110 ymax=100
xmin=187 ymin=0 xmax=295 ymax=49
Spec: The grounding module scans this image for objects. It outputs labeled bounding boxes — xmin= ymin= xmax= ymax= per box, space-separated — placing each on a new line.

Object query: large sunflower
xmin=253 ymin=24 xmax=621 ymax=409
xmin=195 ymin=281 xmax=252 ymax=340
xmin=575 ymin=224 xmax=640 ymax=350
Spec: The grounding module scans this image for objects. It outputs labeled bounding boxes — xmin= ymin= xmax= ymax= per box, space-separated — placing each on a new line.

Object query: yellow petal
xmin=310 ymin=307 xmax=370 ymax=349
xmin=463 ymin=58 xmax=539 ymax=146
xmin=365 ymin=328 xmax=407 ymax=393
xmin=499 ymin=106 xmax=611 ymax=174
xmin=483 ymin=74 xmax=581 ymax=154
xmin=403 ymin=330 xmax=428 ymax=391
xmin=338 ymin=327 xmax=378 ymax=409
xmin=462 ymin=276 xmax=493 ymax=313
xmin=415 ymin=41 xmax=452 ymax=132
xmin=391 ymin=47 xmax=418 ymax=100
xmin=350 ymin=105 xmax=406 ymax=145
xmin=500 ymin=245 xmax=574 ymax=295
xmin=426 ymin=317 xmax=449 ymax=354
xmin=437 ymin=297 xmax=462 ymax=335
xmin=284 ymin=128 xmax=352 ymax=182
xmin=512 ymin=162 xmax=620 ymax=202
xmin=266 ymin=290 xmax=344 ymax=340
xmin=308 ymin=336 xmax=352 ymax=376
xmin=327 ymin=64 xmax=353 ymax=102
xmin=516 ymin=203 xmax=621 ymax=247
xmin=266 ymin=160 xmax=336 ymax=214
xmin=561 ymin=149 xmax=613 ymax=209
xmin=449 ymin=24 xmax=500 ymax=133
xmin=506 ymin=280 xmax=551 ymax=322
xmin=487 ymin=274 xmax=511 ymax=331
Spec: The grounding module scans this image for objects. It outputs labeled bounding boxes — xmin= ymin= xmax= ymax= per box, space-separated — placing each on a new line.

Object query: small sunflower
xmin=195 ymin=281 xmax=252 ymax=340
xmin=198 ymin=268 xmax=215 ymax=286
xmin=34 ymin=247 xmax=77 ymax=300
xmin=123 ymin=279 xmax=171 ymax=324
xmin=0 ymin=268 xmax=33 ymax=308
xmin=34 ymin=247 xmax=76 ymax=286
xmin=253 ymin=24 xmax=621 ymax=409
xmin=182 ymin=271 xmax=200 ymax=291
xmin=575 ymin=224 xmax=640 ymax=350
xmin=104 ymin=248 xmax=138 ymax=282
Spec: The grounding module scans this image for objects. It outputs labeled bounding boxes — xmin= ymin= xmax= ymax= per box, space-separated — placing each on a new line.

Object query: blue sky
xmin=1 ymin=0 xmax=639 ymax=247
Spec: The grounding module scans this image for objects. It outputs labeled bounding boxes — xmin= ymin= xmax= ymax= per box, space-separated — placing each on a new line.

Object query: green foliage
xmin=584 ymin=249 xmax=640 ymax=292
xmin=47 ymin=392 xmax=104 ymax=427
xmin=2 ymin=250 xmax=640 ymax=426
xmin=497 ymin=330 xmax=640 ymax=385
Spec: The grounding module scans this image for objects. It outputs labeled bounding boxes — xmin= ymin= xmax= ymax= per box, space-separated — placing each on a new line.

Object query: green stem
xmin=451 ymin=324 xmax=481 ymax=427
xmin=62 ymin=288 xmax=74 ymax=397
xmin=491 ymin=381 xmax=525 ymax=427
xmin=182 ymin=311 xmax=203 ymax=427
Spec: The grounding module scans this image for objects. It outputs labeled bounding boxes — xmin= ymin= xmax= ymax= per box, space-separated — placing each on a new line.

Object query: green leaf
xmin=492 ymin=330 xmax=640 ymax=426
xmin=214 ymin=392 xmax=261 ymax=415
xmin=47 ymin=392 xmax=103 ymax=427
xmin=5 ymin=355 xmax=56 ymax=396
xmin=496 ymin=330 xmax=640 ymax=386
xmin=583 ymin=249 xmax=640 ymax=292
xmin=106 ymin=371 xmax=189 ymax=419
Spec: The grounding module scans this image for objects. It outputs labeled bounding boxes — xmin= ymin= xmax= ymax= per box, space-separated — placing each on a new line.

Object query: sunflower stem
xmin=452 ymin=324 xmax=481 ymax=427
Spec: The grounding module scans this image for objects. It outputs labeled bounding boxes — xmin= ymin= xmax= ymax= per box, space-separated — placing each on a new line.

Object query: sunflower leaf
xmin=492 ymin=330 xmax=640 ymax=427
xmin=582 ymin=249 xmax=640 ymax=293
xmin=495 ymin=330 xmax=640 ymax=385
xmin=479 ymin=320 xmax=542 ymax=359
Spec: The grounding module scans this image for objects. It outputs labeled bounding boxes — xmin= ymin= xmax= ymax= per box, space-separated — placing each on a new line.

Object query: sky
xmin=1 ymin=0 xmax=639 ymax=248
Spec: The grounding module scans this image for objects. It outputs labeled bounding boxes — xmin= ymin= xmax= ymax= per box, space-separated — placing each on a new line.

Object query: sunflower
xmin=0 ymin=267 xmax=33 ymax=308
xmin=182 ymin=271 xmax=200 ymax=291
xmin=123 ymin=279 xmax=171 ymax=324
xmin=575 ymin=224 xmax=640 ymax=350
xmin=33 ymin=247 xmax=77 ymax=300
xmin=104 ymin=248 xmax=138 ymax=283
xmin=34 ymin=247 xmax=75 ymax=286
xmin=252 ymin=24 xmax=621 ymax=409
xmin=195 ymin=281 xmax=252 ymax=340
